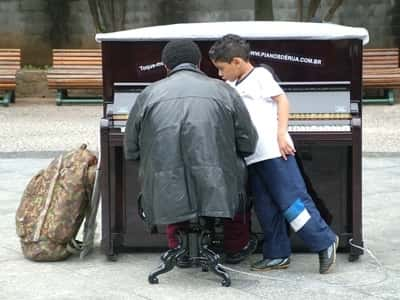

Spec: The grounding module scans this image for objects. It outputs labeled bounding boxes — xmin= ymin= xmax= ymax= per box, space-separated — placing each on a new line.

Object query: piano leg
xmin=100 ymin=120 xmax=118 ymax=261
xmin=349 ymin=120 xmax=363 ymax=261
xmin=349 ymin=241 xmax=363 ymax=262
xmin=106 ymin=234 xmax=123 ymax=262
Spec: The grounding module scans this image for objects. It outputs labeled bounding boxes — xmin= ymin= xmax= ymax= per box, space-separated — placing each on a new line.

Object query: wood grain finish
xmin=0 ymin=49 xmax=20 ymax=90
xmin=47 ymin=49 xmax=103 ymax=90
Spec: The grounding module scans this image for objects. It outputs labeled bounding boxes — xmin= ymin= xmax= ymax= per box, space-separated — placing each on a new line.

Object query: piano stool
xmin=362 ymin=48 xmax=400 ymax=105
xmin=47 ymin=49 xmax=103 ymax=105
xmin=0 ymin=49 xmax=20 ymax=107
xmin=148 ymin=218 xmax=231 ymax=287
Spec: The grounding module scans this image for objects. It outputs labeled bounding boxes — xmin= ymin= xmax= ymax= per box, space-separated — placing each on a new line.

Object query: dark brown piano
xmin=96 ymin=21 xmax=369 ymax=261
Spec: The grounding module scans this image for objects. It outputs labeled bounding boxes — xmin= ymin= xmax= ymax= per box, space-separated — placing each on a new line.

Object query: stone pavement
xmin=0 ymin=98 xmax=399 ymax=299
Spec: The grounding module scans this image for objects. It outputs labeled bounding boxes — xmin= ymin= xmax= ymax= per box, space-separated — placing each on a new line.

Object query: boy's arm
xmin=272 ymin=93 xmax=296 ymax=160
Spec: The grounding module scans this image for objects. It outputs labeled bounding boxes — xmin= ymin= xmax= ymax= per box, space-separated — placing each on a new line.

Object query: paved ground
xmin=0 ymin=98 xmax=399 ymax=299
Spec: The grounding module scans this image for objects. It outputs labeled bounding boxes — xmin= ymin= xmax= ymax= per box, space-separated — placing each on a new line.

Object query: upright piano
xmin=96 ymin=21 xmax=369 ymax=261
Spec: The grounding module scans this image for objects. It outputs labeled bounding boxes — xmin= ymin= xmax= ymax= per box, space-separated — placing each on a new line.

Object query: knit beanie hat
xmin=161 ymin=39 xmax=202 ymax=69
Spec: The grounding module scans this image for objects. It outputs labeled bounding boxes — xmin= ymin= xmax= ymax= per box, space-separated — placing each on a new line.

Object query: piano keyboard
xmin=114 ymin=114 xmax=353 ymax=133
xmin=289 ymin=113 xmax=352 ymax=120
xmin=289 ymin=125 xmax=351 ymax=132
xmin=288 ymin=113 xmax=352 ymax=132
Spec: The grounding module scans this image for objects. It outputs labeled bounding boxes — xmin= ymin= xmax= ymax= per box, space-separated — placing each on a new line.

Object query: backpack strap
xmin=80 ymin=136 xmax=102 ymax=258
xmin=67 ymin=239 xmax=83 ymax=254
xmin=33 ymin=155 xmax=63 ymax=242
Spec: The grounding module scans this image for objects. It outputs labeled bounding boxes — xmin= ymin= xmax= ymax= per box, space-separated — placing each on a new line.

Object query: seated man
xmin=124 ymin=39 xmax=258 ymax=263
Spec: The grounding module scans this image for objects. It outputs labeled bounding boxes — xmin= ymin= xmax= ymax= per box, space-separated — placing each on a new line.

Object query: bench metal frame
xmin=55 ymin=89 xmax=102 ymax=106
xmin=0 ymin=90 xmax=15 ymax=106
xmin=362 ymin=89 xmax=395 ymax=105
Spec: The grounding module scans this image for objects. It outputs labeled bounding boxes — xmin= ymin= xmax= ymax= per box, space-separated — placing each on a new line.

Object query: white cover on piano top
xmin=96 ymin=21 xmax=369 ymax=45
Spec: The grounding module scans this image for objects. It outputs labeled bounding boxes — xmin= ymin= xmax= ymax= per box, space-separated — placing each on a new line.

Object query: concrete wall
xmin=273 ymin=0 xmax=399 ymax=48
xmin=0 ymin=0 xmax=398 ymax=66
xmin=320 ymin=0 xmax=399 ymax=48
xmin=0 ymin=0 xmax=98 ymax=65
xmin=0 ymin=0 xmax=254 ymax=66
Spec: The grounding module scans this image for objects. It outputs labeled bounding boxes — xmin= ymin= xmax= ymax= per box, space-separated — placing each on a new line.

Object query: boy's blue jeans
xmin=248 ymin=155 xmax=336 ymax=259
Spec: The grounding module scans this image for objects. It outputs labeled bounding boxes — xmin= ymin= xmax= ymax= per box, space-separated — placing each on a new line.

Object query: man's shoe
xmin=319 ymin=235 xmax=339 ymax=274
xmin=225 ymin=236 xmax=258 ymax=264
xmin=250 ymin=257 xmax=290 ymax=271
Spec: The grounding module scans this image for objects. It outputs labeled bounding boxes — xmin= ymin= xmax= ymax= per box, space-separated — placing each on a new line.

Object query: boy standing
xmin=209 ymin=34 xmax=338 ymax=274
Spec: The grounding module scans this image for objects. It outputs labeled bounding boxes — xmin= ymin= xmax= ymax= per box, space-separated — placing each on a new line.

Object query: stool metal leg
xmin=199 ymin=231 xmax=231 ymax=287
xmin=201 ymin=244 xmax=231 ymax=287
xmin=148 ymin=231 xmax=187 ymax=284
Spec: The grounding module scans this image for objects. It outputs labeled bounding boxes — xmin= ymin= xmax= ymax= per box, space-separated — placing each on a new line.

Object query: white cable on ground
xmin=217 ymin=239 xmax=391 ymax=288
xmin=218 ymin=264 xmax=300 ymax=283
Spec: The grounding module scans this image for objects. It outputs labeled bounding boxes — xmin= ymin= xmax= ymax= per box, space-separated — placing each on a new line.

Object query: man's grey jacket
xmin=124 ymin=64 xmax=258 ymax=225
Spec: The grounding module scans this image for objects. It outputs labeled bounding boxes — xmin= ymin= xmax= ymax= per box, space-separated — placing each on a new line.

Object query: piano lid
xmin=95 ymin=21 xmax=369 ymax=45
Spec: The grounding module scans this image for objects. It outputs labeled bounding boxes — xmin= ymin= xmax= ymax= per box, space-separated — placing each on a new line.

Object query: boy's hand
xmin=278 ymin=134 xmax=296 ymax=160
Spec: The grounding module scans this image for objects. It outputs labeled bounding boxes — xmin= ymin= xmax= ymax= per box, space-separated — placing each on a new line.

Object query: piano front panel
xmin=103 ymin=127 xmax=353 ymax=251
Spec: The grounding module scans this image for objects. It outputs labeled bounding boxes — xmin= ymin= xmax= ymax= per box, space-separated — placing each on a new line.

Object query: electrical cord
xmin=216 ymin=239 xmax=392 ymax=288
xmin=218 ymin=263 xmax=301 ymax=283
xmin=319 ymin=239 xmax=389 ymax=287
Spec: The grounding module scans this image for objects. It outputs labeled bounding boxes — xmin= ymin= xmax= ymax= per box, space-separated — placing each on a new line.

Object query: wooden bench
xmin=47 ymin=49 xmax=103 ymax=105
xmin=0 ymin=49 xmax=21 ymax=106
xmin=362 ymin=48 xmax=400 ymax=104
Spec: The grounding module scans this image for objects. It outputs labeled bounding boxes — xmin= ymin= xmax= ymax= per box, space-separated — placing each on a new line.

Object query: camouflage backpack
xmin=15 ymin=144 xmax=97 ymax=261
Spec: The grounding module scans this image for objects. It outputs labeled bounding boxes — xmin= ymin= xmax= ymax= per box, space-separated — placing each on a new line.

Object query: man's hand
xmin=278 ymin=133 xmax=296 ymax=160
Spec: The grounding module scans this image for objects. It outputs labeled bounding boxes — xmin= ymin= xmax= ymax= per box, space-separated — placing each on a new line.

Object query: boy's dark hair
xmin=209 ymin=34 xmax=250 ymax=63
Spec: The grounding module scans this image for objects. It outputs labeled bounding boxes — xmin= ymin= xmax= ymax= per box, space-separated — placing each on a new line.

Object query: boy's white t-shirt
xmin=228 ymin=67 xmax=294 ymax=165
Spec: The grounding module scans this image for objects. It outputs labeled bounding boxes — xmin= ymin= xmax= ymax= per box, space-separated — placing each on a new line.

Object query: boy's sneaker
xmin=250 ymin=257 xmax=290 ymax=271
xmin=225 ymin=236 xmax=258 ymax=264
xmin=319 ymin=235 xmax=339 ymax=274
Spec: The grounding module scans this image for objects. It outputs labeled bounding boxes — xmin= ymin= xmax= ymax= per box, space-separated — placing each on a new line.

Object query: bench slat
xmin=0 ymin=83 xmax=16 ymax=89
xmin=48 ymin=67 xmax=102 ymax=71
xmin=53 ymin=62 xmax=101 ymax=65
xmin=54 ymin=57 xmax=102 ymax=60
xmin=53 ymin=49 xmax=101 ymax=52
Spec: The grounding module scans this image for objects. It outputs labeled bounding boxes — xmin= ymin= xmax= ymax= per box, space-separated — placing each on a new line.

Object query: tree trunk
xmin=307 ymin=0 xmax=321 ymax=21
xmin=88 ymin=0 xmax=127 ymax=33
xmin=46 ymin=0 xmax=71 ymax=47
xmin=297 ymin=0 xmax=303 ymax=21
xmin=254 ymin=0 xmax=274 ymax=21
xmin=323 ymin=0 xmax=344 ymax=22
